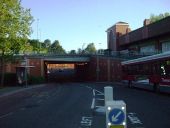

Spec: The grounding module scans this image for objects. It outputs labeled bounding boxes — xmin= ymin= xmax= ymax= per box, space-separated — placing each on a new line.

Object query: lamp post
xmin=96 ymin=43 xmax=101 ymax=81
xmin=24 ymin=55 xmax=28 ymax=87
xmin=81 ymin=43 xmax=86 ymax=54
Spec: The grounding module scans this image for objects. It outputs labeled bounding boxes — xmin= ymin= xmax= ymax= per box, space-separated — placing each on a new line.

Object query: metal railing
xmin=8 ymin=50 xmax=163 ymax=61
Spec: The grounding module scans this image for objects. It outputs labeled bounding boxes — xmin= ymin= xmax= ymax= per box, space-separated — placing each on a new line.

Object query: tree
xmin=28 ymin=39 xmax=41 ymax=53
xmin=42 ymin=39 xmax=51 ymax=49
xmin=84 ymin=43 xmax=96 ymax=54
xmin=50 ymin=40 xmax=66 ymax=54
xmin=69 ymin=50 xmax=76 ymax=55
xmin=77 ymin=48 xmax=82 ymax=54
xmin=150 ymin=12 xmax=170 ymax=23
xmin=0 ymin=0 xmax=33 ymax=86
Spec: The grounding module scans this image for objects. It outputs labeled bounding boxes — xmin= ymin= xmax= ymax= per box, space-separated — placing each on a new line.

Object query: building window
xmin=162 ymin=41 xmax=170 ymax=53
xmin=140 ymin=45 xmax=155 ymax=55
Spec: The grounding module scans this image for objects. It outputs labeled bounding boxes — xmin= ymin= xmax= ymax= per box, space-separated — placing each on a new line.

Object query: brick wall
xmin=28 ymin=59 xmax=42 ymax=77
xmin=88 ymin=56 xmax=122 ymax=82
xmin=4 ymin=57 xmax=122 ymax=82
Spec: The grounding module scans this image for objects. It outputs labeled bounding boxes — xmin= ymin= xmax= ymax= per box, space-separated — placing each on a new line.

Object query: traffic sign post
xmin=106 ymin=100 xmax=126 ymax=128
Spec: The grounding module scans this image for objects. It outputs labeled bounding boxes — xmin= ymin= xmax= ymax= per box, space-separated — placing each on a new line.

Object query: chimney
xmin=143 ymin=19 xmax=150 ymax=26
xmin=126 ymin=27 xmax=131 ymax=34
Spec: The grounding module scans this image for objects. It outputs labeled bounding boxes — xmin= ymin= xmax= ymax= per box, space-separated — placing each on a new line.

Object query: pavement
xmin=121 ymin=80 xmax=170 ymax=94
xmin=0 ymin=84 xmax=46 ymax=98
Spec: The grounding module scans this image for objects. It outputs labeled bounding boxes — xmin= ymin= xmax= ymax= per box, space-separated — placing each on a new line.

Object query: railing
xmin=7 ymin=50 xmax=162 ymax=61
xmin=119 ymin=16 xmax=170 ymax=45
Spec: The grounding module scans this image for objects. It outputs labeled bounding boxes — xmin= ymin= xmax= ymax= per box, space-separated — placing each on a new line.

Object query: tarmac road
xmin=0 ymin=82 xmax=170 ymax=128
xmin=0 ymin=83 xmax=93 ymax=128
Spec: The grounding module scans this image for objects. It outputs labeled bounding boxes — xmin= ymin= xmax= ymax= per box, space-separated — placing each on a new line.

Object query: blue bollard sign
xmin=108 ymin=108 xmax=125 ymax=125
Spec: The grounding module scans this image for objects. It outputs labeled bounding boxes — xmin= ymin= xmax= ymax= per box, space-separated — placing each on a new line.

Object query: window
xmin=162 ymin=41 xmax=170 ymax=53
xmin=140 ymin=45 xmax=155 ymax=55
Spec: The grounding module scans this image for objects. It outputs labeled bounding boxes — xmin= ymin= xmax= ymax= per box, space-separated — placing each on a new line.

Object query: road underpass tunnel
xmin=44 ymin=61 xmax=89 ymax=82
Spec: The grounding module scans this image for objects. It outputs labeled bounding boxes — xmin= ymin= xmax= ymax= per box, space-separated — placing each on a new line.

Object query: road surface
xmin=0 ymin=82 xmax=170 ymax=128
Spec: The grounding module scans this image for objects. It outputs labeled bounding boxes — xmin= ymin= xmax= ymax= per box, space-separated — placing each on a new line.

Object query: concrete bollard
xmin=104 ymin=86 xmax=127 ymax=128
xmin=104 ymin=86 xmax=113 ymax=106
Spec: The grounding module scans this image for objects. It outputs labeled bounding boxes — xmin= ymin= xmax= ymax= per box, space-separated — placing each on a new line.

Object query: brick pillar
xmin=40 ymin=59 xmax=44 ymax=77
xmin=154 ymin=39 xmax=161 ymax=53
xmin=107 ymin=59 xmax=111 ymax=82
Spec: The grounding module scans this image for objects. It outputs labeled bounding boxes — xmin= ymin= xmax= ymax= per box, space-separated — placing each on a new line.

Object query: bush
xmin=0 ymin=73 xmax=17 ymax=86
xmin=28 ymin=75 xmax=45 ymax=85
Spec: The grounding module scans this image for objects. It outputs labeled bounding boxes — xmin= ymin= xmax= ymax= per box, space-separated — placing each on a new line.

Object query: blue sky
xmin=22 ymin=0 xmax=170 ymax=51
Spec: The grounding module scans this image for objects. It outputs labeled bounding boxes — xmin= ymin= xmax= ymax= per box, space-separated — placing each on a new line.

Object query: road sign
xmin=108 ymin=108 xmax=125 ymax=125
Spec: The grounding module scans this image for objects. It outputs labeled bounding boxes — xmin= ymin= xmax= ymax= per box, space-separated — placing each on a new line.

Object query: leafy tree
xmin=28 ymin=39 xmax=41 ymax=53
xmin=50 ymin=40 xmax=66 ymax=54
xmin=150 ymin=12 xmax=170 ymax=23
xmin=77 ymin=48 xmax=82 ymax=54
xmin=84 ymin=43 xmax=96 ymax=54
xmin=42 ymin=39 xmax=51 ymax=49
xmin=69 ymin=50 xmax=76 ymax=55
xmin=0 ymin=0 xmax=33 ymax=86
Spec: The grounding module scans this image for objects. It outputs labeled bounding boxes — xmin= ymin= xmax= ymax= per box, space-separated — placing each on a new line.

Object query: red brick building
xmin=2 ymin=17 xmax=170 ymax=83
xmin=107 ymin=16 xmax=170 ymax=55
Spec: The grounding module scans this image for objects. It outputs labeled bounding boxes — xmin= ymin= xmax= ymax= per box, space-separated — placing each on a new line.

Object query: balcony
xmin=119 ymin=16 xmax=170 ymax=46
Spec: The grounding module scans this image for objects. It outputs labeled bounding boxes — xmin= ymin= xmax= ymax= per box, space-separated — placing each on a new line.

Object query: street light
xmin=98 ymin=43 xmax=102 ymax=55
xmin=24 ymin=55 xmax=28 ymax=87
xmin=81 ymin=43 xmax=86 ymax=54
xmin=96 ymin=43 xmax=101 ymax=81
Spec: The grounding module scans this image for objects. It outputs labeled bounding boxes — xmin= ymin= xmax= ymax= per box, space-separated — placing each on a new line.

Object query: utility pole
xmin=96 ymin=43 xmax=101 ymax=81
xmin=37 ymin=18 xmax=40 ymax=53
xmin=39 ymin=28 xmax=41 ymax=50
xmin=37 ymin=18 xmax=39 ymax=40
xmin=81 ymin=43 xmax=86 ymax=54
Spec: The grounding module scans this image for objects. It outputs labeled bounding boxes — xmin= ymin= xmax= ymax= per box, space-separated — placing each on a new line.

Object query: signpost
xmin=104 ymin=86 xmax=127 ymax=128
xmin=106 ymin=101 xmax=126 ymax=128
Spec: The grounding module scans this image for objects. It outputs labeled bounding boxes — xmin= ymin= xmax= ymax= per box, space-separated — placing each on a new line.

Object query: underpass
xmin=43 ymin=55 xmax=90 ymax=82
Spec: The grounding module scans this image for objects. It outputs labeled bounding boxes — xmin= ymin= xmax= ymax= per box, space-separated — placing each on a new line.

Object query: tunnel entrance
xmin=44 ymin=61 xmax=89 ymax=82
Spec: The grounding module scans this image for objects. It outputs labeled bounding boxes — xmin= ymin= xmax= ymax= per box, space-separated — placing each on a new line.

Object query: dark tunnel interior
xmin=44 ymin=61 xmax=89 ymax=82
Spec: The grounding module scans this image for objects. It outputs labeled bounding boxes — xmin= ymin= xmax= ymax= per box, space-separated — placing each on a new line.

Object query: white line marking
xmin=91 ymin=98 xmax=95 ymax=109
xmin=85 ymin=86 xmax=93 ymax=90
xmin=128 ymin=113 xmax=143 ymax=125
xmin=93 ymin=89 xmax=95 ymax=96
xmin=95 ymin=105 xmax=104 ymax=108
xmin=93 ymin=89 xmax=104 ymax=95
xmin=37 ymin=100 xmax=43 ymax=103
xmin=96 ymin=93 xmax=104 ymax=95
xmin=80 ymin=116 xmax=93 ymax=127
xmin=84 ymin=85 xmax=104 ymax=95
xmin=0 ymin=112 xmax=13 ymax=119
xmin=96 ymin=98 xmax=104 ymax=100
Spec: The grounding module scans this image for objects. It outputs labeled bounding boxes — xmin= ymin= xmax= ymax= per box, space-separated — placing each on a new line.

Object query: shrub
xmin=0 ymin=73 xmax=17 ymax=86
xmin=28 ymin=75 xmax=45 ymax=85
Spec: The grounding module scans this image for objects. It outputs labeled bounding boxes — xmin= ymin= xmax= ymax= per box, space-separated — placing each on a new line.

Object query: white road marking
xmin=93 ymin=89 xmax=104 ymax=95
xmin=84 ymin=85 xmax=104 ymax=95
xmin=37 ymin=99 xmax=43 ymax=103
xmin=85 ymin=86 xmax=93 ymax=90
xmin=128 ymin=113 xmax=143 ymax=125
xmin=91 ymin=98 xmax=95 ymax=109
xmin=0 ymin=112 xmax=13 ymax=119
xmin=80 ymin=116 xmax=93 ymax=127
